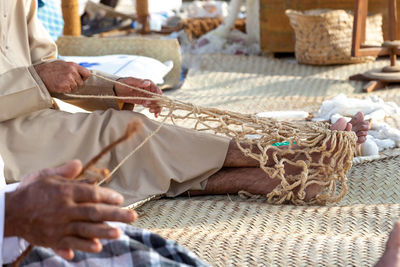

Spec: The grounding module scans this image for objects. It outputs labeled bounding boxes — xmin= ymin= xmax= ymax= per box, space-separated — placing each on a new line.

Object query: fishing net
xmin=65 ymin=73 xmax=358 ymax=205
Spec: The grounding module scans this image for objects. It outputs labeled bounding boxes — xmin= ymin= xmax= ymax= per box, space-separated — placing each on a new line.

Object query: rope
xmin=64 ymin=73 xmax=358 ymax=205
xmin=98 ymin=110 xmax=172 ymax=186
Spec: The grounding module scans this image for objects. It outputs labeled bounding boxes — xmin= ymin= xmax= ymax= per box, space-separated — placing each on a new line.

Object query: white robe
xmin=0 ymin=154 xmax=29 ymax=265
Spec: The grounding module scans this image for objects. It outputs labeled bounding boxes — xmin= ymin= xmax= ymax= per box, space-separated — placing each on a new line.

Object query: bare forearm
xmin=190 ymin=167 xmax=280 ymax=196
xmin=223 ymin=140 xmax=290 ymax=168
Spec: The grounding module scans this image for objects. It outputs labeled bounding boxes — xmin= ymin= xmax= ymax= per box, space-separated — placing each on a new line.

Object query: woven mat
xmin=131 ymin=151 xmax=400 ymax=266
xmin=173 ymin=54 xmax=400 ymax=111
xmin=133 ymin=198 xmax=396 ymax=266
xmin=133 ymin=54 xmax=400 ymax=266
xmin=344 ymin=151 xmax=400 ymax=205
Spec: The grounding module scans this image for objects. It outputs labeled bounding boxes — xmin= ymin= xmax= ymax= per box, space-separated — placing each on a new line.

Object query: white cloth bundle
xmin=192 ymin=0 xmax=261 ymax=55
xmin=186 ymin=1 xmax=229 ymax=18
xmin=59 ymin=55 xmax=174 ymax=85
xmin=313 ymin=94 xmax=400 ymax=156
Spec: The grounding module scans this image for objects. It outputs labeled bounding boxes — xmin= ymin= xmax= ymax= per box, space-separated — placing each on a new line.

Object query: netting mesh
xmin=65 ymin=73 xmax=358 ymax=205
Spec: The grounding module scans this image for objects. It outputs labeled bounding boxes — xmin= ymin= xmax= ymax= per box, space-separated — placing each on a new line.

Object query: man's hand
xmin=34 ymin=61 xmax=91 ymax=94
xmin=4 ymin=160 xmax=137 ymax=260
xmin=114 ymin=78 xmax=163 ymax=117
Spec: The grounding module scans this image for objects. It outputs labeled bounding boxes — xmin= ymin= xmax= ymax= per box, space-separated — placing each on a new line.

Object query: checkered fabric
xmin=10 ymin=223 xmax=210 ymax=267
xmin=37 ymin=0 xmax=64 ymax=41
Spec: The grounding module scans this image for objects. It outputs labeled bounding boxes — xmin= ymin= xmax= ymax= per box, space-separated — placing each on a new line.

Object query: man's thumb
xmin=54 ymin=160 xmax=83 ymax=179
xmin=20 ymin=160 xmax=83 ymax=186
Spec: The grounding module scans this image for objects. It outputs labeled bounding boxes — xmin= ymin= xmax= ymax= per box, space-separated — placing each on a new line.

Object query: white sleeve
xmin=0 ymin=154 xmax=29 ymax=265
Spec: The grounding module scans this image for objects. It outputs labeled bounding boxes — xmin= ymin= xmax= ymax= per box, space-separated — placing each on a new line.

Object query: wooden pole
xmin=389 ymin=0 xmax=398 ymax=66
xmin=352 ymin=0 xmax=368 ymax=57
xmin=136 ymin=0 xmax=151 ymax=34
xmin=389 ymin=0 xmax=398 ymax=40
xmin=62 ymin=0 xmax=81 ymax=36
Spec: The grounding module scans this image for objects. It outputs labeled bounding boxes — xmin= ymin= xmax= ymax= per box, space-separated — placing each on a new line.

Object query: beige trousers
xmin=0 ymin=109 xmax=230 ymax=205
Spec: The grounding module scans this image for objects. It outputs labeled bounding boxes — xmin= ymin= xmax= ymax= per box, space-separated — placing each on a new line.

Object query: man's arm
xmin=36 ymin=61 xmax=163 ymax=114
xmin=48 ymin=66 xmax=123 ymax=111
xmin=0 ymin=66 xmax=53 ymax=122
xmin=22 ymin=0 xmax=162 ymax=113
xmin=23 ymin=0 xmax=121 ymax=111
xmin=26 ymin=0 xmax=57 ymax=65
xmin=0 ymin=183 xmax=19 ymax=265
xmin=3 ymin=160 xmax=137 ymax=262
xmin=0 ymin=0 xmax=55 ymax=123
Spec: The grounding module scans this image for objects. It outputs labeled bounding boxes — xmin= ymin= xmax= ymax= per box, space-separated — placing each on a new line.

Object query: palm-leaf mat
xmin=132 ymin=54 xmax=400 ymax=266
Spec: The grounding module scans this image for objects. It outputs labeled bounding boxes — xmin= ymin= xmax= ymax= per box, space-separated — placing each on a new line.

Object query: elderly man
xmin=0 ymin=0 xmax=229 ymax=206
xmin=0 ymin=0 xmax=372 ymax=207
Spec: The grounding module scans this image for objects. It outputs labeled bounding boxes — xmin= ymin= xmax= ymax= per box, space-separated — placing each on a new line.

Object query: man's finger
xmin=37 ymin=160 xmax=83 ymax=180
xmin=58 ymin=237 xmax=102 ymax=253
xmin=55 ymin=160 xmax=83 ymax=179
xmin=358 ymin=136 xmax=367 ymax=144
xmin=69 ymin=80 xmax=78 ymax=92
xmin=148 ymin=103 xmax=162 ymax=110
xmin=142 ymin=80 xmax=152 ymax=87
xmin=361 ymin=122 xmax=370 ymax=131
xmin=155 ymin=107 xmax=162 ymax=117
xmin=71 ymin=203 xmax=137 ymax=223
xmin=71 ymin=71 xmax=84 ymax=87
xmin=71 ymin=184 xmax=124 ymax=205
xmin=121 ymin=77 xmax=151 ymax=89
xmin=357 ymin=131 xmax=368 ymax=137
xmin=149 ymin=103 xmax=162 ymax=115
xmin=53 ymin=248 xmax=74 ymax=260
xmin=77 ymin=65 xmax=92 ymax=81
xmin=150 ymin=83 xmax=162 ymax=95
xmin=67 ymin=222 xmax=121 ymax=240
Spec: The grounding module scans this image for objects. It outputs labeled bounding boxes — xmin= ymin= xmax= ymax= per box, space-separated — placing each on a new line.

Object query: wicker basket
xmin=286 ymin=9 xmax=383 ymax=65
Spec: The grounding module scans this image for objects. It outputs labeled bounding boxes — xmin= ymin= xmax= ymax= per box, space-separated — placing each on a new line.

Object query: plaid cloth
xmin=37 ymin=0 xmax=64 ymax=41
xmin=9 ymin=223 xmax=210 ymax=267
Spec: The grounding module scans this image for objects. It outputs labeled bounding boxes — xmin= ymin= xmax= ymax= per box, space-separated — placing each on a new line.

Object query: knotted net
xmin=65 ymin=73 xmax=357 ymax=205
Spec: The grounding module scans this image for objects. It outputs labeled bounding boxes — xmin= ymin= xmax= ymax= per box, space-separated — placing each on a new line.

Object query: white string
xmin=97 ymin=110 xmax=172 ymax=186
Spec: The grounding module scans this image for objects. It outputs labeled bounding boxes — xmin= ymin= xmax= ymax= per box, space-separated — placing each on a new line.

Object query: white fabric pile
xmin=313 ymin=94 xmax=400 ymax=156
xmin=185 ymin=1 xmax=229 ymax=18
xmin=256 ymin=94 xmax=400 ymax=158
xmin=190 ymin=0 xmax=261 ymax=55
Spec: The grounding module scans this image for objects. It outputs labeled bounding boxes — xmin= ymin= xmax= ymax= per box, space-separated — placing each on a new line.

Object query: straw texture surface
xmin=133 ymin=198 xmax=396 ymax=266
xmin=55 ymin=28 xmax=400 ymax=266
xmin=131 ymin=54 xmax=400 ymax=266
xmin=131 ymin=150 xmax=400 ymax=266
xmin=174 ymin=54 xmax=400 ymax=111
xmin=343 ymin=153 xmax=400 ymax=205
